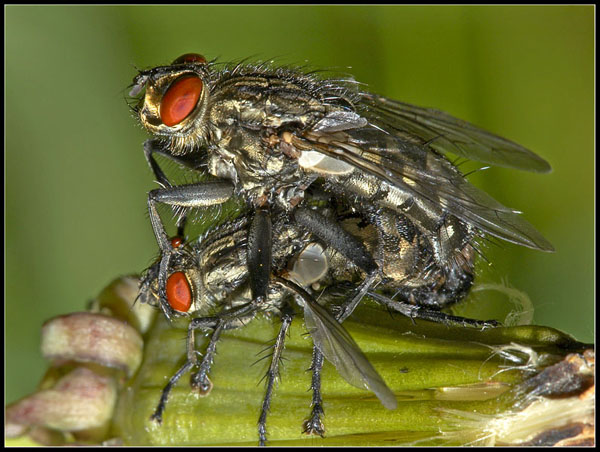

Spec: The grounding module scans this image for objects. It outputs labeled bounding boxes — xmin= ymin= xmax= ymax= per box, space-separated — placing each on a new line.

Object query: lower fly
xmin=139 ymin=194 xmax=498 ymax=445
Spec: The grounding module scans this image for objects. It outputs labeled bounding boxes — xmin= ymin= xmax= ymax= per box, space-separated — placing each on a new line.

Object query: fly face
xmin=140 ymin=216 xmax=260 ymax=318
xmin=131 ymin=53 xmax=211 ymax=153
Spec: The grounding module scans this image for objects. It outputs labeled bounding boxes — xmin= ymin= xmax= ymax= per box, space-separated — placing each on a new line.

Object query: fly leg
xmin=293 ymin=207 xmax=377 ymax=275
xmin=148 ymin=181 xmax=234 ymax=320
xmin=143 ymin=139 xmax=193 ymax=237
xmin=189 ymin=322 xmax=225 ymax=394
xmin=150 ymin=316 xmax=217 ymax=424
xmin=246 ymin=206 xmax=282 ymax=446
xmin=247 ymin=208 xmax=272 ymax=303
xmin=303 ymin=346 xmax=325 ymax=437
xmin=275 ymin=276 xmax=398 ymax=421
xmin=143 ymin=139 xmax=175 ymax=190
xmin=290 ymin=207 xmax=382 ymax=434
xmin=143 ymin=139 xmax=208 ymax=186
xmin=258 ymin=308 xmax=294 ymax=446
xmin=151 ymin=303 xmax=260 ymax=424
xmin=368 ymin=291 xmax=500 ymax=329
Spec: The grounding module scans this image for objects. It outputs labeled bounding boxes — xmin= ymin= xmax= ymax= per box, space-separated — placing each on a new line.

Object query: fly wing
xmin=303 ymin=297 xmax=397 ymax=410
xmin=293 ymin=125 xmax=554 ymax=252
xmin=359 ymin=93 xmax=552 ymax=174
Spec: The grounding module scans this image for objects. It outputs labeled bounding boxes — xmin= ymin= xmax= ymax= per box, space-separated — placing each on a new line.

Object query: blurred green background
xmin=6 ymin=5 xmax=594 ymax=405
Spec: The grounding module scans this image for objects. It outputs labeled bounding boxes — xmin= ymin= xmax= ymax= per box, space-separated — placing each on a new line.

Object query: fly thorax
xmin=210 ymin=126 xmax=307 ymax=205
xmin=195 ymin=228 xmax=250 ymax=311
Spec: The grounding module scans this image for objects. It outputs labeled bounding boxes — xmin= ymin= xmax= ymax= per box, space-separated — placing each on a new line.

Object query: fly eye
xmin=170 ymin=236 xmax=184 ymax=248
xmin=166 ymin=271 xmax=192 ymax=312
xmin=172 ymin=53 xmax=207 ymax=65
xmin=160 ymin=75 xmax=203 ymax=127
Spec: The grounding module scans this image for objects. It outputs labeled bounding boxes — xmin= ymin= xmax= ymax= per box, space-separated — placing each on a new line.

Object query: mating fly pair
xmin=130 ymin=53 xmax=553 ymax=444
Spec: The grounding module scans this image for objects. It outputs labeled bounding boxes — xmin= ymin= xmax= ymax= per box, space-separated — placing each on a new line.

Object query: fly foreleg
xmin=150 ymin=317 xmax=213 ymax=424
xmin=143 ymin=139 xmax=196 ymax=236
xmin=151 ymin=303 xmax=260 ymax=424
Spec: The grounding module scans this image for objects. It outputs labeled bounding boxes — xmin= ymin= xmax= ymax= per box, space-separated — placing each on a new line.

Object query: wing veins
xmin=296 ymin=132 xmax=553 ymax=251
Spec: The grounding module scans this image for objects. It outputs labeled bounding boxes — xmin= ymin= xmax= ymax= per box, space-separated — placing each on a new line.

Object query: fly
xmin=129 ymin=53 xmax=553 ymax=321
xmin=139 ymin=201 xmax=499 ymax=445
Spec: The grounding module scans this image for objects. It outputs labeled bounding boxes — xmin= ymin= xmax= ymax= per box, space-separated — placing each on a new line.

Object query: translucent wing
xmin=359 ymin=93 xmax=552 ymax=173
xmin=294 ymin=122 xmax=554 ymax=252
xmin=303 ymin=295 xmax=397 ymax=410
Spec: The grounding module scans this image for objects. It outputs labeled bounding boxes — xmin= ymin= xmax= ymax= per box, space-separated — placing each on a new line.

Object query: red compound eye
xmin=166 ymin=272 xmax=192 ymax=312
xmin=172 ymin=53 xmax=207 ymax=65
xmin=160 ymin=75 xmax=203 ymax=127
xmin=170 ymin=236 xmax=184 ymax=248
